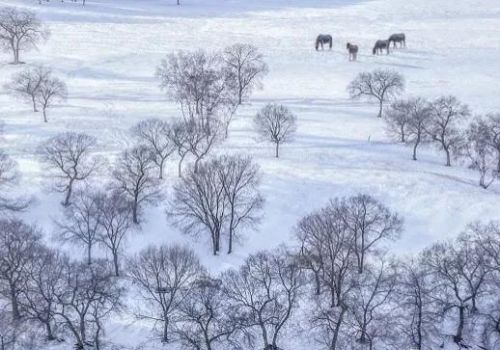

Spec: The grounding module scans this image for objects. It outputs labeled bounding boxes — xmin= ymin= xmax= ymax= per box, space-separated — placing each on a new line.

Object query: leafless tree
xmin=112 ymin=145 xmax=162 ymax=224
xmin=156 ymin=50 xmax=235 ymax=135
xmin=254 ymin=103 xmax=297 ymax=158
xmin=427 ymin=96 xmax=470 ymax=166
xmin=0 ymin=8 xmax=49 ymax=64
xmin=128 ymin=244 xmax=205 ymax=343
xmin=40 ymin=132 xmax=100 ymax=206
xmin=95 ymin=191 xmax=133 ymax=277
xmin=36 ymin=73 xmax=67 ymax=123
xmin=21 ymin=246 xmax=67 ymax=341
xmin=54 ymin=260 xmax=123 ymax=350
xmin=396 ymin=259 xmax=442 ymax=350
xmin=485 ymin=113 xmax=500 ymax=173
xmin=403 ymin=97 xmax=432 ymax=161
xmin=463 ymin=117 xmax=498 ymax=189
xmin=222 ymin=248 xmax=305 ymax=350
xmin=213 ymin=155 xmax=263 ymax=254
xmin=175 ymin=277 xmax=237 ymax=350
xmin=222 ymin=43 xmax=268 ymax=105
xmin=0 ymin=151 xmax=30 ymax=214
xmin=168 ymin=162 xmax=226 ymax=256
xmin=168 ymin=155 xmax=263 ymax=255
xmin=183 ymin=119 xmax=223 ymax=173
xmin=5 ymin=65 xmax=49 ymax=112
xmin=347 ymin=259 xmax=399 ymax=349
xmin=131 ymin=119 xmax=175 ymax=179
xmin=384 ymin=99 xmax=411 ymax=143
xmin=341 ymin=194 xmax=403 ymax=274
xmin=56 ymin=189 xmax=102 ymax=265
xmin=0 ymin=219 xmax=41 ymax=320
xmin=422 ymin=234 xmax=492 ymax=346
xmin=347 ymin=69 xmax=405 ymax=118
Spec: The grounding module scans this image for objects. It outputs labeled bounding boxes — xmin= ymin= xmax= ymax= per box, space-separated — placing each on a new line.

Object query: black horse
xmin=315 ymin=34 xmax=332 ymax=51
xmin=388 ymin=33 xmax=406 ymax=48
xmin=372 ymin=39 xmax=389 ymax=55
xmin=346 ymin=42 xmax=358 ymax=61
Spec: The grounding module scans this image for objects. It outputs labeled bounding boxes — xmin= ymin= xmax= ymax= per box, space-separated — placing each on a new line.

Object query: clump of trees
xmin=167 ymin=154 xmax=263 ymax=255
xmin=6 ymin=65 xmax=67 ymax=122
xmin=0 ymin=7 xmax=49 ymax=64
xmin=382 ymin=93 xmax=500 ymax=188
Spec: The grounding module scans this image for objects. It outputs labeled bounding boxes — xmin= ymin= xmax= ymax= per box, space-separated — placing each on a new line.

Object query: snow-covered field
xmin=1 ymin=0 xmax=500 ymax=348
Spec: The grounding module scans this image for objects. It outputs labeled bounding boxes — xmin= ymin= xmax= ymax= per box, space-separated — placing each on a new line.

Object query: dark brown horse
xmin=372 ymin=40 xmax=389 ymax=55
xmin=388 ymin=33 xmax=406 ymax=48
xmin=346 ymin=43 xmax=358 ymax=61
xmin=316 ymin=34 xmax=332 ymax=51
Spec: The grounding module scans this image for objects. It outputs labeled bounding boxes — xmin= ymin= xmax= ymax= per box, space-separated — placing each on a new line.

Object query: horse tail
xmin=372 ymin=45 xmax=376 ymax=55
xmin=329 ymin=36 xmax=332 ymax=49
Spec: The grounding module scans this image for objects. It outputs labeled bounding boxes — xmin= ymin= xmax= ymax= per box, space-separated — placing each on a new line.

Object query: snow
xmin=0 ymin=0 xmax=499 ymax=348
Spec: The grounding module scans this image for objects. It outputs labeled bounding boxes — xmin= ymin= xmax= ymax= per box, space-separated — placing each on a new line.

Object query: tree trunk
xmin=275 ymin=142 xmax=279 ymax=158
xmin=178 ymin=153 xmax=186 ymax=177
xmin=46 ymin=322 xmax=55 ymax=341
xmin=377 ymin=99 xmax=383 ymax=118
xmin=159 ymin=158 xmax=164 ymax=179
xmin=314 ymin=271 xmax=321 ymax=295
xmin=32 ymin=95 xmax=38 ymax=112
xmin=87 ymin=243 xmax=92 ymax=265
xmin=445 ymin=146 xmax=451 ymax=166
xmin=113 ymin=252 xmax=120 ymax=277
xmin=331 ymin=305 xmax=347 ymax=350
xmin=43 ymin=106 xmax=48 ymax=123
xmin=10 ymin=282 xmax=20 ymax=320
xmin=64 ymin=179 xmax=74 ymax=206
xmin=132 ymin=202 xmax=139 ymax=224
xmin=413 ymin=139 xmax=420 ymax=161
xmin=454 ymin=305 xmax=465 ymax=344
xmin=162 ymin=317 xmax=169 ymax=343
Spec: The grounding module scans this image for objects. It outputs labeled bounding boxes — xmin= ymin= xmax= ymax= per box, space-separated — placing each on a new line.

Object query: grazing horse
xmin=315 ymin=34 xmax=333 ymax=51
xmin=372 ymin=40 xmax=389 ymax=55
xmin=388 ymin=33 xmax=406 ymax=48
xmin=346 ymin=43 xmax=358 ymax=61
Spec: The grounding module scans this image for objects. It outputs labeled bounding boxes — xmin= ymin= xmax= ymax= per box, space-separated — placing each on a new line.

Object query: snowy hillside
xmin=0 ymin=0 xmax=499 ymax=349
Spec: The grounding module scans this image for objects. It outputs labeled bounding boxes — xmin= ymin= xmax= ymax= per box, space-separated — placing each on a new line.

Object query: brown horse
xmin=346 ymin=43 xmax=358 ymax=61
xmin=372 ymin=39 xmax=389 ymax=55
xmin=316 ymin=34 xmax=333 ymax=51
xmin=388 ymin=33 xmax=406 ymax=48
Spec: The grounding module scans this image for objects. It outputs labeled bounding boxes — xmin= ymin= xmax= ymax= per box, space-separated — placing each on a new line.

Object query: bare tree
xmin=36 ymin=73 xmax=67 ymax=123
xmin=0 ymin=151 xmax=30 ymax=214
xmin=396 ymin=259 xmax=442 ymax=350
xmin=170 ymin=118 xmax=191 ymax=177
xmin=40 ymin=132 xmax=100 ymax=206
xmin=128 ymin=244 xmax=205 ymax=343
xmin=428 ymin=96 xmax=470 ymax=166
xmin=485 ymin=113 xmax=500 ymax=172
xmin=213 ymin=155 xmax=263 ymax=254
xmin=463 ymin=117 xmax=498 ymax=189
xmin=222 ymin=43 xmax=268 ymax=105
xmin=347 ymin=69 xmax=405 ymax=118
xmin=222 ymin=248 xmax=305 ymax=350
xmin=168 ymin=155 xmax=263 ymax=255
xmin=156 ymin=50 xmax=235 ymax=135
xmin=254 ymin=103 xmax=297 ymax=158
xmin=131 ymin=118 xmax=175 ymax=179
xmin=112 ymin=145 xmax=162 ymax=224
xmin=384 ymin=99 xmax=411 ymax=143
xmin=5 ymin=65 xmax=49 ymax=112
xmin=175 ymin=277 xmax=238 ymax=350
xmin=54 ymin=260 xmax=123 ymax=350
xmin=403 ymin=97 xmax=432 ymax=161
xmin=56 ymin=189 xmax=101 ymax=265
xmin=348 ymin=259 xmax=399 ymax=349
xmin=95 ymin=191 xmax=133 ymax=277
xmin=21 ymin=246 xmax=67 ymax=341
xmin=342 ymin=194 xmax=403 ymax=274
xmin=422 ymin=234 xmax=492 ymax=345
xmin=0 ymin=8 xmax=48 ymax=64
xmin=0 ymin=219 xmax=41 ymax=320
xmin=168 ymin=162 xmax=226 ymax=256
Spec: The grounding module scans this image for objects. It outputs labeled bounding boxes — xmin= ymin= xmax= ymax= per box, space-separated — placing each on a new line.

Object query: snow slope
xmin=0 ymin=0 xmax=499 ymax=348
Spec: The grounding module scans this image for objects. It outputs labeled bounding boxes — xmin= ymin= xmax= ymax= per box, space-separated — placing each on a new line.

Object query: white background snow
xmin=0 ymin=0 xmax=499 ymax=348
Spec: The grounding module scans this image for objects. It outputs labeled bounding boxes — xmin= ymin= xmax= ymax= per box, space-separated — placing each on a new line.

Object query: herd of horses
xmin=315 ymin=33 xmax=406 ymax=61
